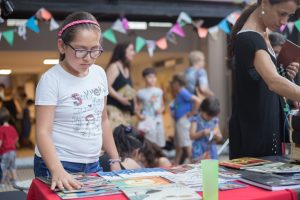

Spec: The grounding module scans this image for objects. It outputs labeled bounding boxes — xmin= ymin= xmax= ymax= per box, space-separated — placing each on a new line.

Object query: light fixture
xmin=6 ymin=19 xmax=26 ymax=26
xmin=0 ymin=69 xmax=12 ymax=75
xmin=128 ymin=21 xmax=147 ymax=30
xmin=148 ymin=22 xmax=173 ymax=28
xmin=43 ymin=59 xmax=59 ymax=65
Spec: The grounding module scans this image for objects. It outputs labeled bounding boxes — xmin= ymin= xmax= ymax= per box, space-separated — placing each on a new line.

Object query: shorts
xmin=0 ymin=151 xmax=16 ymax=172
xmin=175 ymin=116 xmax=192 ymax=147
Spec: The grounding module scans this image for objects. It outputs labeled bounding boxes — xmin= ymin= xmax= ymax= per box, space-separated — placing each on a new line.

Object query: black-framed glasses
xmin=66 ymin=43 xmax=103 ymax=59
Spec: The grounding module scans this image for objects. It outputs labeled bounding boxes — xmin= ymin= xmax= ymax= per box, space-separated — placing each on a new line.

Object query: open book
xmin=277 ymin=40 xmax=300 ymax=68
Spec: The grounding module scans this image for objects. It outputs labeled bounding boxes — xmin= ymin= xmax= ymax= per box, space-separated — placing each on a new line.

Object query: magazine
xmin=219 ymin=157 xmax=271 ymax=169
xmin=239 ymin=171 xmax=300 ymax=191
xmin=245 ymin=162 xmax=300 ymax=174
xmin=111 ymin=176 xmax=172 ymax=189
xmin=122 ymin=183 xmax=202 ymax=200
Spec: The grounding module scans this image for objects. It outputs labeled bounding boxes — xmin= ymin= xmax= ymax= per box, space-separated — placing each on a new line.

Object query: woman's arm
xmin=254 ymin=50 xmax=300 ymax=101
xmin=101 ymin=97 xmax=121 ymax=171
xmin=35 ymin=105 xmax=81 ymax=191
xmin=106 ymin=63 xmax=130 ymax=105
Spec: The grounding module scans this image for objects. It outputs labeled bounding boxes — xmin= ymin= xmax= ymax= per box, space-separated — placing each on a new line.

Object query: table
xmin=26 ymin=178 xmax=299 ymax=200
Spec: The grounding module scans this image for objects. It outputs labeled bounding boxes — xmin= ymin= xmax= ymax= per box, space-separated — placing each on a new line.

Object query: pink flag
xmin=122 ymin=17 xmax=129 ymax=31
xmin=198 ymin=27 xmax=208 ymax=38
xmin=170 ymin=23 xmax=185 ymax=37
xmin=156 ymin=37 xmax=168 ymax=50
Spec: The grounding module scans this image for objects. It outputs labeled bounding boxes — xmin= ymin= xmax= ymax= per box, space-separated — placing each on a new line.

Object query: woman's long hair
xmin=107 ymin=43 xmax=132 ymax=69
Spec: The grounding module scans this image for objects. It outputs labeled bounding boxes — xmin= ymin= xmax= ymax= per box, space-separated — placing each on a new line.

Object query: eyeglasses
xmin=66 ymin=43 xmax=103 ymax=59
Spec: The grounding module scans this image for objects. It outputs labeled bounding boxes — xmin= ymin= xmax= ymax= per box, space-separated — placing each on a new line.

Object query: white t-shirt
xmin=35 ymin=64 xmax=108 ymax=163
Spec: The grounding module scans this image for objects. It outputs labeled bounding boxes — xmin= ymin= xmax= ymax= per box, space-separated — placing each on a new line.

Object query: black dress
xmin=229 ymin=31 xmax=285 ymax=159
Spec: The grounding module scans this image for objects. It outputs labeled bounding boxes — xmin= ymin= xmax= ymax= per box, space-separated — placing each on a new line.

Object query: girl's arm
xmin=213 ymin=124 xmax=223 ymax=142
xmin=106 ymin=63 xmax=130 ymax=105
xmin=35 ymin=105 xmax=81 ymax=191
xmin=189 ymin=121 xmax=210 ymax=140
xmin=101 ymin=97 xmax=121 ymax=171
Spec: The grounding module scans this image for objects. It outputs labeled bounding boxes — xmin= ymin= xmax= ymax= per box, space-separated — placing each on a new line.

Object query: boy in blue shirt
xmin=190 ymin=97 xmax=223 ymax=161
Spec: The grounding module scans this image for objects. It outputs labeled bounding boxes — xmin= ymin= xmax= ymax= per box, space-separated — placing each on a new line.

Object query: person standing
xmin=228 ymin=0 xmax=300 ymax=159
xmin=34 ymin=11 xmax=121 ymax=191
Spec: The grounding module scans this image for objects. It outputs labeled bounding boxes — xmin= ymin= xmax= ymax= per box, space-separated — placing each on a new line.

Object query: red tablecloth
xmin=26 ymin=178 xmax=299 ymax=200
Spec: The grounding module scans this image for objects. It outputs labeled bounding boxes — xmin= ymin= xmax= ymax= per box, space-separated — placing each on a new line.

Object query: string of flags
xmin=0 ymin=4 xmax=298 ymax=57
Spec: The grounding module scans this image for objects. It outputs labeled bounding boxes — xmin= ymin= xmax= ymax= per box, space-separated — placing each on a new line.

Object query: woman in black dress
xmin=228 ymin=0 xmax=300 ymax=159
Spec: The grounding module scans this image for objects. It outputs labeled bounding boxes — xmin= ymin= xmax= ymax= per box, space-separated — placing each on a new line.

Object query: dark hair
xmin=0 ymin=83 xmax=5 ymax=89
xmin=0 ymin=107 xmax=10 ymax=125
xmin=269 ymin=32 xmax=286 ymax=47
xmin=200 ymin=96 xmax=220 ymax=117
xmin=138 ymin=137 xmax=165 ymax=168
xmin=171 ymin=74 xmax=186 ymax=87
xmin=228 ymin=0 xmax=299 ymax=58
xmin=142 ymin=67 xmax=156 ymax=78
xmin=26 ymin=99 xmax=34 ymax=106
xmin=58 ymin=11 xmax=101 ymax=61
xmin=107 ymin=43 xmax=132 ymax=69
xmin=113 ymin=124 xmax=143 ymax=161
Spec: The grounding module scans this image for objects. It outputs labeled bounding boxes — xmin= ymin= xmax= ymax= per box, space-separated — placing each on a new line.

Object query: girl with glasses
xmin=34 ymin=11 xmax=121 ymax=191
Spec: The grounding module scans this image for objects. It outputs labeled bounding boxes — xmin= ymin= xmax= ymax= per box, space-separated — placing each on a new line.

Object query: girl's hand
xmin=110 ymin=162 xmax=121 ymax=171
xmin=50 ymin=168 xmax=82 ymax=191
xmin=286 ymin=62 xmax=299 ymax=80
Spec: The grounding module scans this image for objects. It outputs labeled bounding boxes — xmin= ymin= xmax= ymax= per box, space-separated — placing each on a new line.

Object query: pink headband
xmin=58 ymin=20 xmax=100 ymax=37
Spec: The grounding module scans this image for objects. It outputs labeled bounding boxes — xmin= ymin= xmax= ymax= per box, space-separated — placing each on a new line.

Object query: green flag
xmin=2 ymin=30 xmax=14 ymax=46
xmin=102 ymin=29 xmax=117 ymax=44
xmin=135 ymin=36 xmax=146 ymax=53
xmin=294 ymin=20 xmax=300 ymax=32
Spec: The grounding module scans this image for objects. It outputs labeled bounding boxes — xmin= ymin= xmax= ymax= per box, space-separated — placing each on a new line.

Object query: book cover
xmin=122 ymin=184 xmax=202 ymax=200
xmin=219 ymin=157 xmax=271 ymax=169
xmin=239 ymin=171 xmax=300 ymax=191
xmin=277 ymin=40 xmax=300 ymax=68
xmin=245 ymin=162 xmax=300 ymax=174
xmin=111 ymin=176 xmax=172 ymax=189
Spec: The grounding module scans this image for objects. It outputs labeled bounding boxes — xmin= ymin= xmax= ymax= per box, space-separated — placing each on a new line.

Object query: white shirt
xmin=35 ymin=64 xmax=108 ymax=163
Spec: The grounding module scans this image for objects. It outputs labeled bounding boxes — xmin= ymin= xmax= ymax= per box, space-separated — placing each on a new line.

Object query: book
xmin=122 ymin=183 xmax=202 ymax=200
xmin=245 ymin=162 xmax=300 ymax=174
xmin=111 ymin=176 xmax=172 ymax=189
xmin=277 ymin=40 xmax=300 ymax=68
xmin=239 ymin=171 xmax=300 ymax=191
xmin=219 ymin=157 xmax=271 ymax=169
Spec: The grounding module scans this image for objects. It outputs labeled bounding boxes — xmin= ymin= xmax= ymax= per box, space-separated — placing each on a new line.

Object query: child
xmin=34 ymin=11 xmax=121 ymax=191
xmin=21 ymin=99 xmax=34 ymax=149
xmin=136 ymin=67 xmax=165 ymax=147
xmin=190 ymin=97 xmax=223 ymax=161
xmin=0 ymin=107 xmax=18 ymax=186
xmin=99 ymin=124 xmax=142 ymax=171
xmin=170 ymin=74 xmax=201 ymax=165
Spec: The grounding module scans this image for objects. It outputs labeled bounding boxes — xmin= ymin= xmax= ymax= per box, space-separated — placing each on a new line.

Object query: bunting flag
xmin=135 ymin=36 xmax=146 ymax=53
xmin=197 ymin=27 xmax=208 ymax=38
xmin=226 ymin=11 xmax=240 ymax=25
xmin=0 ymin=33 xmax=2 ymax=42
xmin=177 ymin=12 xmax=192 ymax=24
xmin=287 ymin=22 xmax=294 ymax=34
xmin=218 ymin=19 xmax=230 ymax=34
xmin=208 ymin=26 xmax=219 ymax=40
xmin=122 ymin=17 xmax=129 ymax=31
xmin=279 ymin=24 xmax=287 ymax=33
xmin=50 ymin=18 xmax=59 ymax=31
xmin=156 ymin=37 xmax=168 ymax=50
xmin=294 ymin=20 xmax=300 ymax=32
xmin=26 ymin=16 xmax=40 ymax=33
xmin=146 ymin=40 xmax=156 ymax=57
xmin=112 ymin=19 xmax=127 ymax=34
xmin=102 ymin=29 xmax=117 ymax=44
xmin=192 ymin=19 xmax=204 ymax=29
xmin=18 ymin=25 xmax=27 ymax=40
xmin=170 ymin=23 xmax=185 ymax=37
xmin=166 ymin=31 xmax=177 ymax=45
xmin=2 ymin=30 xmax=14 ymax=46
xmin=36 ymin=8 xmax=52 ymax=21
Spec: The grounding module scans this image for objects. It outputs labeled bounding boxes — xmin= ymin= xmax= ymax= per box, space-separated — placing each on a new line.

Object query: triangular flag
xmin=226 ymin=11 xmax=240 ymax=25
xmin=2 ymin=30 xmax=14 ymax=46
xmin=102 ymin=29 xmax=117 ymax=44
xmin=156 ymin=37 xmax=168 ymax=50
xmin=0 ymin=33 xmax=2 ymax=42
xmin=122 ymin=17 xmax=129 ymax=31
xmin=287 ymin=22 xmax=294 ymax=33
xmin=197 ymin=27 xmax=208 ymax=38
xmin=218 ymin=19 xmax=231 ymax=34
xmin=177 ymin=12 xmax=192 ymax=24
xmin=112 ymin=19 xmax=127 ymax=34
xmin=146 ymin=40 xmax=156 ymax=57
xmin=50 ymin=18 xmax=59 ymax=31
xmin=166 ymin=31 xmax=177 ymax=45
xmin=18 ymin=25 xmax=27 ymax=40
xmin=135 ymin=36 xmax=146 ymax=53
xmin=170 ymin=23 xmax=185 ymax=37
xmin=294 ymin=20 xmax=300 ymax=32
xmin=36 ymin=8 xmax=52 ymax=21
xmin=208 ymin=26 xmax=219 ymax=40
xmin=192 ymin=19 xmax=204 ymax=29
xmin=26 ymin=16 xmax=40 ymax=33
xmin=279 ymin=24 xmax=287 ymax=32
xmin=179 ymin=21 xmax=187 ymax=27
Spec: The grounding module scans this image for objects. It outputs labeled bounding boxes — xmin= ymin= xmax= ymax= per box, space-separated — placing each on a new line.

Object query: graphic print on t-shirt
xmin=71 ymin=86 xmax=105 ymax=137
